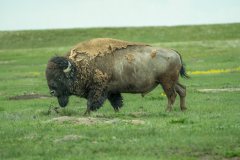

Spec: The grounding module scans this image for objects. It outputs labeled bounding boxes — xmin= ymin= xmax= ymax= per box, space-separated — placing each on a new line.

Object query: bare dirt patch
xmin=105 ymin=119 xmax=147 ymax=124
xmin=43 ymin=116 xmax=147 ymax=125
xmin=197 ymin=88 xmax=240 ymax=93
xmin=127 ymin=120 xmax=146 ymax=124
xmin=189 ymin=59 xmax=204 ymax=62
xmin=43 ymin=116 xmax=101 ymax=125
xmin=9 ymin=94 xmax=54 ymax=100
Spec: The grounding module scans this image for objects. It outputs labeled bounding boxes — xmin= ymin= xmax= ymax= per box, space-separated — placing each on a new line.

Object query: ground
xmin=0 ymin=23 xmax=240 ymax=159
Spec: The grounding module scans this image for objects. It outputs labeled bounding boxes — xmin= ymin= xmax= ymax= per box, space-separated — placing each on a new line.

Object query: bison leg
xmin=163 ymin=87 xmax=177 ymax=111
xmin=84 ymin=100 xmax=91 ymax=115
xmin=175 ymin=82 xmax=187 ymax=111
xmin=108 ymin=92 xmax=123 ymax=113
xmin=83 ymin=88 xmax=108 ymax=116
xmin=159 ymin=74 xmax=178 ymax=111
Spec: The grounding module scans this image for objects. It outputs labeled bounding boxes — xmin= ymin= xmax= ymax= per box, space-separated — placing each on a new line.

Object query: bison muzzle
xmin=45 ymin=38 xmax=189 ymax=115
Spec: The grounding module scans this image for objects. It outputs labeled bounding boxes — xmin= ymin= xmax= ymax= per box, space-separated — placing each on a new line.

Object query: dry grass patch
xmin=43 ymin=116 xmax=147 ymax=125
xmin=197 ymin=88 xmax=240 ymax=93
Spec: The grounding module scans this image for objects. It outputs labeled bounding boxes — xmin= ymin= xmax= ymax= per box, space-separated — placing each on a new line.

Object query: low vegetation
xmin=0 ymin=23 xmax=240 ymax=159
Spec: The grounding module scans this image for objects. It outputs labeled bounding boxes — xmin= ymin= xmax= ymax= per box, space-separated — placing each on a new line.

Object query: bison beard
xmin=57 ymin=95 xmax=69 ymax=107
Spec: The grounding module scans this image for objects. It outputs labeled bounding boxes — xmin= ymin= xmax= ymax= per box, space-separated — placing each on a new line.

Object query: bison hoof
xmin=165 ymin=108 xmax=172 ymax=112
xmin=83 ymin=111 xmax=90 ymax=116
xmin=181 ymin=107 xmax=187 ymax=111
xmin=114 ymin=108 xmax=119 ymax=113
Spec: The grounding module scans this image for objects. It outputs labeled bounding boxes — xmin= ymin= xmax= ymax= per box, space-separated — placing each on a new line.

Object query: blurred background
xmin=1 ymin=0 xmax=240 ymax=31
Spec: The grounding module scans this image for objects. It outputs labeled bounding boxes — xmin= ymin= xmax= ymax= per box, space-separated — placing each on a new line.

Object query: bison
xmin=45 ymin=38 xmax=188 ymax=115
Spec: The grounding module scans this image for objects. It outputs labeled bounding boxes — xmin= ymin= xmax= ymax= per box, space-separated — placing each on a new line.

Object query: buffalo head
xmin=45 ymin=56 xmax=75 ymax=107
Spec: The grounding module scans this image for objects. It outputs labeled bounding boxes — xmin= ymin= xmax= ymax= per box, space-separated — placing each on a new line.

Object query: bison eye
xmin=50 ymin=90 xmax=56 ymax=96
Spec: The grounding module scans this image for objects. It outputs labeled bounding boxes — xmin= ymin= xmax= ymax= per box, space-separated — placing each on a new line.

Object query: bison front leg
xmin=175 ymin=82 xmax=187 ymax=111
xmin=83 ymin=88 xmax=108 ymax=116
xmin=108 ymin=92 xmax=123 ymax=113
xmin=84 ymin=100 xmax=91 ymax=115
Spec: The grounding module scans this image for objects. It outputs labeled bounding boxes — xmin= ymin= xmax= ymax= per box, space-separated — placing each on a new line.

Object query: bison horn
xmin=63 ymin=61 xmax=71 ymax=73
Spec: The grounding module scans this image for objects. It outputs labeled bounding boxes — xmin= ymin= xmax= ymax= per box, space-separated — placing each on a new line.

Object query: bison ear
xmin=50 ymin=56 xmax=75 ymax=78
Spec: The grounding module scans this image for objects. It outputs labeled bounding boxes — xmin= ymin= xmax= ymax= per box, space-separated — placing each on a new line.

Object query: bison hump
xmin=69 ymin=38 xmax=148 ymax=61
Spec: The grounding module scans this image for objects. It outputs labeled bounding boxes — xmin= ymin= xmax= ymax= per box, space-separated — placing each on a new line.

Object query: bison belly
xmin=107 ymin=45 xmax=181 ymax=95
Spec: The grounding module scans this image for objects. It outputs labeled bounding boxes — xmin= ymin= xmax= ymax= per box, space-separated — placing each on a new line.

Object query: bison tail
xmin=180 ymin=63 xmax=190 ymax=78
xmin=171 ymin=49 xmax=190 ymax=79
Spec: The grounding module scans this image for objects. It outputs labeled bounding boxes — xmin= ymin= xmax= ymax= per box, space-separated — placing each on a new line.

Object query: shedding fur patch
xmin=125 ymin=54 xmax=135 ymax=63
xmin=69 ymin=50 xmax=84 ymax=62
xmin=69 ymin=38 xmax=147 ymax=60
xmin=92 ymin=69 xmax=109 ymax=101
xmin=151 ymin=50 xmax=157 ymax=58
xmin=93 ymin=69 xmax=108 ymax=85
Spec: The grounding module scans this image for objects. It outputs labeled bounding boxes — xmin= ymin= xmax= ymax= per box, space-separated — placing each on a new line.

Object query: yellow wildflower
xmin=29 ymin=72 xmax=41 ymax=75
xmin=161 ymin=93 xmax=167 ymax=97
xmin=187 ymin=67 xmax=240 ymax=75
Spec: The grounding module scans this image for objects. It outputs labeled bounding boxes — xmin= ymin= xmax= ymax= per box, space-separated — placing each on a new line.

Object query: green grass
xmin=1 ymin=23 xmax=240 ymax=50
xmin=0 ymin=23 xmax=240 ymax=160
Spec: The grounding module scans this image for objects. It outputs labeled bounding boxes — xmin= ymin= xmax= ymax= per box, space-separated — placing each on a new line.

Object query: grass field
xmin=0 ymin=23 xmax=240 ymax=160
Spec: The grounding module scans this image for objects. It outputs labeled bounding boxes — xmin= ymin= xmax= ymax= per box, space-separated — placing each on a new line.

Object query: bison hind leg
xmin=163 ymin=87 xmax=177 ymax=111
xmin=159 ymin=74 xmax=178 ymax=111
xmin=108 ymin=92 xmax=123 ymax=112
xmin=175 ymin=81 xmax=187 ymax=111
